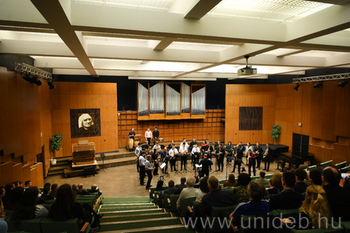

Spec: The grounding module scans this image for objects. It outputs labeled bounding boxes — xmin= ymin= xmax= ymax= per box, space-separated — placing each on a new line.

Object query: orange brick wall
xmin=118 ymin=110 xmax=225 ymax=148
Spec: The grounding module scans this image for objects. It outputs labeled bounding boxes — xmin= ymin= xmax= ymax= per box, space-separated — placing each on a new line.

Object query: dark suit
xmin=253 ymin=145 xmax=263 ymax=169
xmin=160 ymin=150 xmax=169 ymax=174
xmin=174 ymin=184 xmax=187 ymax=194
xmin=216 ymin=148 xmax=225 ymax=171
xmin=269 ymin=189 xmax=304 ymax=211
xmin=199 ymin=158 xmax=213 ymax=177
xmin=294 ymin=182 xmax=308 ymax=195
xmin=232 ymin=146 xmax=244 ymax=173
xmin=199 ymin=189 xmax=239 ymax=216
xmin=263 ymin=147 xmax=272 ymax=171
xmin=323 ymin=184 xmax=350 ymax=221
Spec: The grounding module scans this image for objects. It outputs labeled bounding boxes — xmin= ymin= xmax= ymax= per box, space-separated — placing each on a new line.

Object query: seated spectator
xmin=198 ymin=176 xmax=239 ymax=217
xmin=308 ymin=169 xmax=322 ymax=185
xmin=49 ymin=183 xmax=58 ymax=198
xmin=177 ymin=177 xmax=196 ymax=208
xmin=322 ymin=166 xmax=350 ymax=221
xmin=158 ymin=180 xmax=177 ymax=208
xmin=229 ymin=180 xmax=269 ymax=224
xmin=5 ymin=187 xmax=24 ymax=210
xmin=0 ymin=187 xmax=5 ymax=200
xmin=175 ymin=177 xmax=187 ymax=194
xmin=257 ymin=171 xmax=269 ymax=187
xmin=223 ymin=174 xmax=237 ymax=188
xmin=13 ymin=181 xmax=22 ymax=187
xmin=48 ymin=184 xmax=99 ymax=228
xmin=89 ymin=184 xmax=102 ymax=196
xmin=44 ymin=183 xmax=51 ymax=188
xmin=10 ymin=187 xmax=48 ymax=224
xmin=282 ymin=185 xmax=331 ymax=229
xmin=2 ymin=183 xmax=15 ymax=206
xmin=77 ymin=183 xmax=84 ymax=194
xmin=232 ymin=173 xmax=251 ymax=203
xmin=155 ymin=180 xmax=164 ymax=191
xmin=193 ymin=176 xmax=200 ymax=188
xmin=266 ymin=172 xmax=283 ymax=198
xmin=0 ymin=198 xmax=8 ymax=233
xmin=81 ymin=189 xmax=89 ymax=195
xmin=24 ymin=180 xmax=32 ymax=189
xmin=195 ymin=177 xmax=209 ymax=201
xmin=72 ymin=183 xmax=78 ymax=193
xmin=269 ymin=172 xmax=303 ymax=211
xmin=294 ymin=168 xmax=308 ymax=194
xmin=37 ymin=186 xmax=54 ymax=204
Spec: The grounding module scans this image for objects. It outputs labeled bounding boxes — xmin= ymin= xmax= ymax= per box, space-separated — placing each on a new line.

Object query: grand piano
xmin=278 ymin=152 xmax=314 ymax=170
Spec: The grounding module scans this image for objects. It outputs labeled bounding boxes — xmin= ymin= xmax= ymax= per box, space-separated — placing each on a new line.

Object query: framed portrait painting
xmin=70 ymin=109 xmax=101 ymax=138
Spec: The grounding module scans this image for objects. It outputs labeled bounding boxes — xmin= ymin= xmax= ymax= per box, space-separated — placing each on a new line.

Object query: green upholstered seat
xmin=335 ymin=161 xmax=347 ymax=170
xmin=342 ymin=221 xmax=350 ymax=233
xmin=40 ymin=218 xmax=90 ymax=233
xmin=6 ymin=217 xmax=43 ymax=233
xmin=169 ymin=194 xmax=180 ymax=213
xmin=209 ymin=205 xmax=238 ymax=233
xmin=178 ymin=196 xmax=196 ymax=218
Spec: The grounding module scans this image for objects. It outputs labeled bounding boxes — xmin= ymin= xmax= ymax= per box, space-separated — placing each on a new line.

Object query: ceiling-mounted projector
xmin=238 ymin=55 xmax=257 ymax=75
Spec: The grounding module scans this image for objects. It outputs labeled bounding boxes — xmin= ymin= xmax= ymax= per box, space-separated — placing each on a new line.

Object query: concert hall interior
xmin=0 ymin=0 xmax=350 ymax=232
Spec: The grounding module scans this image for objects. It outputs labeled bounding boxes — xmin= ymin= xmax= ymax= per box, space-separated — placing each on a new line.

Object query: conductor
xmin=199 ymin=154 xmax=213 ymax=178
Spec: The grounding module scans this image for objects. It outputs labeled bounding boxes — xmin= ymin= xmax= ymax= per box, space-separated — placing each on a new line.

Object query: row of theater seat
xmin=5 ymin=190 xmax=103 ymax=233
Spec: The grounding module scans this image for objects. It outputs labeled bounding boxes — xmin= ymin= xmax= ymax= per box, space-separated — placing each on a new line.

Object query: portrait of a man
xmin=78 ymin=113 xmax=95 ymax=133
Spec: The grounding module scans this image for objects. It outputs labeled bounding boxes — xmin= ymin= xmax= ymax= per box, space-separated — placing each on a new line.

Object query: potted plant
xmin=271 ymin=124 xmax=281 ymax=144
xmin=49 ymin=133 xmax=62 ymax=165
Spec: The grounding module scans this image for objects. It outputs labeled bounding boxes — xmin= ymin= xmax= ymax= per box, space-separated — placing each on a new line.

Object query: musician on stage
xmin=128 ymin=128 xmax=136 ymax=140
xmin=169 ymin=145 xmax=179 ymax=172
xmin=244 ymin=142 xmax=253 ymax=165
xmin=168 ymin=140 xmax=175 ymax=150
xmin=232 ymin=143 xmax=244 ymax=174
xmin=160 ymin=147 xmax=169 ymax=174
xmin=247 ymin=149 xmax=257 ymax=176
xmin=179 ymin=141 xmax=189 ymax=171
xmin=191 ymin=144 xmax=201 ymax=170
xmin=189 ymin=137 xmax=198 ymax=165
xmin=216 ymin=143 xmax=225 ymax=172
xmin=134 ymin=143 xmax=142 ymax=173
xmin=145 ymin=155 xmax=154 ymax=189
xmin=153 ymin=127 xmax=159 ymax=145
xmin=145 ymin=128 xmax=152 ymax=145
xmin=139 ymin=152 xmax=146 ymax=186
xmin=142 ymin=140 xmax=150 ymax=152
xmin=203 ymin=140 xmax=214 ymax=170
xmin=263 ymin=143 xmax=271 ymax=172
xmin=152 ymin=142 xmax=161 ymax=175
xmin=253 ymin=142 xmax=263 ymax=170
xmin=199 ymin=154 xmax=213 ymax=177
xmin=214 ymin=139 xmax=221 ymax=151
xmin=225 ymin=141 xmax=234 ymax=162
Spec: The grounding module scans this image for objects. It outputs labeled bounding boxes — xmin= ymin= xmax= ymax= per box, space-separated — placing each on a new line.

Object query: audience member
xmin=0 ymin=186 xmax=5 ymax=199
xmin=174 ymin=177 xmax=186 ymax=194
xmin=177 ymin=177 xmax=196 ymax=208
xmin=72 ymin=183 xmax=78 ymax=193
xmin=193 ymin=176 xmax=200 ymax=188
xmin=0 ymin=198 xmax=8 ymax=233
xmin=89 ymin=184 xmax=102 ymax=197
xmin=37 ymin=186 xmax=54 ymax=204
xmin=308 ymin=169 xmax=322 ymax=185
xmin=269 ymin=172 xmax=303 ymax=210
xmin=2 ymin=183 xmax=15 ymax=206
xmin=294 ymin=168 xmax=308 ymax=194
xmin=266 ymin=172 xmax=283 ymax=198
xmin=195 ymin=177 xmax=209 ymax=201
xmin=10 ymin=187 xmax=48 ymax=224
xmin=13 ymin=181 xmax=22 ymax=187
xmin=282 ymin=185 xmax=331 ymax=229
xmin=229 ymin=180 xmax=269 ymax=224
xmin=155 ymin=180 xmax=164 ymax=191
xmin=5 ymin=187 xmax=24 ymax=210
xmin=223 ymin=174 xmax=237 ymax=187
xmin=257 ymin=171 xmax=269 ymax=187
xmin=24 ymin=180 xmax=32 ymax=189
xmin=322 ymin=166 xmax=350 ymax=221
xmin=44 ymin=182 xmax=51 ymax=188
xmin=50 ymin=183 xmax=58 ymax=198
xmin=199 ymin=176 xmax=239 ymax=217
xmin=77 ymin=183 xmax=84 ymax=194
xmin=158 ymin=180 xmax=176 ymax=207
xmin=232 ymin=173 xmax=251 ymax=203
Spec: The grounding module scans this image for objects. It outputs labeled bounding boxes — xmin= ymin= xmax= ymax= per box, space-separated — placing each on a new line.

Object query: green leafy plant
xmin=271 ymin=124 xmax=281 ymax=143
xmin=49 ymin=133 xmax=62 ymax=153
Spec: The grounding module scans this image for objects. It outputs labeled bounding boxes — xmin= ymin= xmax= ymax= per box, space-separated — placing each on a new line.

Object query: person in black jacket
xmin=253 ymin=142 xmax=263 ymax=169
xmin=153 ymin=127 xmax=159 ymax=145
xmin=232 ymin=143 xmax=244 ymax=174
xmin=199 ymin=154 xmax=213 ymax=177
xmin=216 ymin=144 xmax=225 ymax=172
xmin=263 ymin=143 xmax=271 ymax=172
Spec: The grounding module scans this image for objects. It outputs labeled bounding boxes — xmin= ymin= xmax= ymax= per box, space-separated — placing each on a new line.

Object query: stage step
xmin=97 ymin=157 xmax=136 ymax=169
xmin=96 ymin=149 xmax=135 ymax=161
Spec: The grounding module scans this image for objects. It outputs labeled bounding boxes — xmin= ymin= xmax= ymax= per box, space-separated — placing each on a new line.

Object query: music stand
xmin=195 ymin=164 xmax=202 ymax=178
xmin=159 ymin=163 xmax=167 ymax=181
xmin=100 ymin=153 xmax=106 ymax=171
xmin=226 ymin=156 xmax=234 ymax=180
xmin=174 ymin=155 xmax=182 ymax=175
xmin=211 ymin=152 xmax=219 ymax=175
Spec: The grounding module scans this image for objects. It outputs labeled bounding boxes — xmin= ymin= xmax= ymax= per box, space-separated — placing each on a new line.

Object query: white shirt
xmin=152 ymin=145 xmax=161 ymax=151
xmin=179 ymin=144 xmax=188 ymax=153
xmin=135 ymin=146 xmax=142 ymax=156
xmin=169 ymin=148 xmax=178 ymax=157
xmin=139 ymin=155 xmax=146 ymax=166
xmin=245 ymin=145 xmax=253 ymax=152
xmin=191 ymin=147 xmax=200 ymax=154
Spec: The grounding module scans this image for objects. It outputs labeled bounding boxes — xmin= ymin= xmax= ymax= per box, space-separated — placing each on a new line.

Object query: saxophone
xmin=263 ymin=148 xmax=269 ymax=159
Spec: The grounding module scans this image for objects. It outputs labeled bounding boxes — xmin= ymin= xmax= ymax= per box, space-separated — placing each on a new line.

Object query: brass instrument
xmin=263 ymin=148 xmax=269 ymax=159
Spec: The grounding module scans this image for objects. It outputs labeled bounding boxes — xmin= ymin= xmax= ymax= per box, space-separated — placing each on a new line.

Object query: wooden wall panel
xmin=118 ymin=110 xmax=225 ymax=148
xmin=51 ymin=82 xmax=118 ymax=157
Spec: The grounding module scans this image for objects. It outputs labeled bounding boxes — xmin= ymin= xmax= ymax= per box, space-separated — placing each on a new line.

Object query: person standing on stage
xmin=152 ymin=142 xmax=161 ymax=176
xmin=153 ymin=127 xmax=159 ymax=145
xmin=199 ymin=154 xmax=213 ymax=177
xmin=169 ymin=145 xmax=179 ymax=172
xmin=128 ymin=128 xmax=136 ymax=140
xmin=225 ymin=141 xmax=234 ymax=162
xmin=254 ymin=142 xmax=263 ymax=170
xmin=161 ymin=147 xmax=169 ymax=174
xmin=214 ymin=139 xmax=221 ymax=151
xmin=216 ymin=143 xmax=225 ymax=172
xmin=191 ymin=144 xmax=201 ymax=170
xmin=135 ymin=143 xmax=142 ymax=173
xmin=247 ymin=149 xmax=257 ymax=176
xmin=263 ymin=143 xmax=271 ymax=172
xmin=189 ymin=137 xmax=197 ymax=165
xmin=232 ymin=143 xmax=244 ymax=174
xmin=244 ymin=142 xmax=253 ymax=165
xmin=179 ymin=141 xmax=189 ymax=171
xmin=145 ymin=128 xmax=152 ymax=145
xmin=168 ymin=140 xmax=175 ymax=150
xmin=145 ymin=155 xmax=153 ymax=189
xmin=204 ymin=140 xmax=214 ymax=170
xmin=139 ymin=152 xmax=146 ymax=186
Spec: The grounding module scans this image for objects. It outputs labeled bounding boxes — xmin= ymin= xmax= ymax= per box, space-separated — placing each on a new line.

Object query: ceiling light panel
xmin=290 ymin=50 xmax=350 ymax=58
xmin=207 ymin=0 xmax=332 ymax=23
xmin=72 ymin=0 xmax=175 ymax=12
xmin=263 ymin=48 xmax=301 ymax=56
xmin=0 ymin=30 xmax=62 ymax=42
xmin=84 ymin=36 xmax=160 ymax=48
xmin=167 ymin=41 xmax=235 ymax=52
